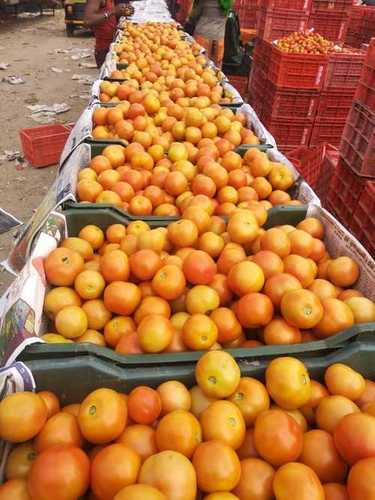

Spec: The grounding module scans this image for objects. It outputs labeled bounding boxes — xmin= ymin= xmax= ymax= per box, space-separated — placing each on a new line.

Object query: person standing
xmin=188 ymin=0 xmax=232 ymax=67
xmin=84 ymin=0 xmax=128 ymax=68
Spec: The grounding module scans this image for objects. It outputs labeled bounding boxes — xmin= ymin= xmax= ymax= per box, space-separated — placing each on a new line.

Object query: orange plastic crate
xmin=20 ymin=123 xmax=74 ymax=168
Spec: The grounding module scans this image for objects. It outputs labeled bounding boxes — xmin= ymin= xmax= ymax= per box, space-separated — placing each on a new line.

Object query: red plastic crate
xmin=268 ymin=44 xmax=328 ymax=90
xmin=248 ymin=64 xmax=267 ymax=116
xmin=352 ymin=181 xmax=375 ymax=257
xmin=287 ymin=143 xmax=326 ymax=187
xmin=323 ymin=48 xmax=366 ymax=89
xmin=262 ymin=85 xmax=319 ymax=120
xmin=325 ymin=157 xmax=369 ymax=228
xmin=311 ymin=0 xmax=354 ymax=11
xmin=235 ymin=0 xmax=258 ymax=28
xmin=316 ymin=89 xmax=355 ymax=119
xmin=252 ymin=38 xmax=272 ymax=74
xmin=315 ymin=144 xmax=339 ymax=203
xmin=355 ymin=40 xmax=375 ymax=108
xmin=257 ymin=8 xmax=308 ymax=41
xmin=308 ymin=11 xmax=348 ymax=42
xmin=259 ymin=0 xmax=311 ymax=9
xmin=310 ymin=117 xmax=346 ymax=147
xmin=339 ymin=100 xmax=375 ymax=178
xmin=262 ymin=116 xmax=313 ymax=150
xmin=228 ymin=75 xmax=249 ymax=100
xmin=20 ymin=123 xmax=74 ymax=168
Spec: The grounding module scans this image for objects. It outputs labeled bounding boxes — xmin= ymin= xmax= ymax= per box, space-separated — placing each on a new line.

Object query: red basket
xmin=268 ymin=44 xmax=328 ymax=90
xmin=315 ymin=144 xmax=339 ymax=203
xmin=323 ymin=48 xmax=366 ymax=89
xmin=339 ymin=100 xmax=375 ymax=178
xmin=235 ymin=0 xmax=258 ymax=28
xmin=20 ymin=123 xmax=74 ymax=168
xmin=248 ymin=64 xmax=267 ymax=116
xmin=316 ymin=89 xmax=355 ymax=119
xmin=325 ymin=157 xmax=369 ymax=228
xmin=351 ymin=181 xmax=375 ymax=257
xmin=259 ymin=0 xmax=311 ymax=10
xmin=311 ymin=0 xmax=354 ymax=12
xmin=262 ymin=116 xmax=313 ymax=150
xmin=308 ymin=11 xmax=348 ymax=42
xmin=310 ymin=117 xmax=346 ymax=147
xmin=253 ymin=38 xmax=272 ymax=74
xmin=287 ymin=143 xmax=326 ymax=187
xmin=355 ymin=41 xmax=375 ymax=109
xmin=262 ymin=85 xmax=319 ymax=120
xmin=257 ymin=8 xmax=308 ymax=41
xmin=228 ymin=75 xmax=249 ymax=100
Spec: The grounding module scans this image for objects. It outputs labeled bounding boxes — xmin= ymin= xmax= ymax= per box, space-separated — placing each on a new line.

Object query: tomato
xmin=273 ymin=462 xmax=324 ymax=500
xmin=34 ymin=411 xmax=82 ymax=452
xmin=129 ymin=249 xmax=162 ymax=281
xmin=91 ymin=443 xmax=141 ymax=499
xmin=152 ymin=265 xmax=186 ymax=300
xmin=356 ymin=379 xmax=375 ymax=407
xmin=114 ymin=484 xmax=167 ymax=500
xmin=0 ymin=392 xmax=47 ymax=443
xmin=228 ymin=377 xmax=270 ymax=426
xmin=210 ymin=308 xmax=243 ymax=344
xmin=182 ymin=313 xmax=218 ymax=350
xmin=323 ymin=483 xmax=349 ymax=500
xmin=128 ymin=386 xmax=162 ymax=425
xmin=137 ymin=315 xmax=174 ymax=353
xmin=254 ymin=409 xmax=303 ymax=466
xmin=263 ymin=317 xmax=301 ymax=345
xmin=200 ymin=400 xmax=245 ymax=450
xmin=227 ymin=261 xmax=265 ymax=296
xmin=0 ymin=479 xmax=30 ymax=500
xmin=347 ymin=457 xmax=375 ymax=500
xmin=190 ymin=386 xmax=218 ymax=418
xmin=235 ymin=293 xmax=274 ymax=328
xmin=327 ymin=256 xmax=359 ymax=288
xmin=139 ymin=450 xmax=197 ymax=500
xmin=344 ymin=297 xmax=375 ymax=323
xmin=334 ymin=412 xmax=375 ymax=465
xmin=324 ymin=363 xmax=365 ymax=401
xmin=117 ymin=424 xmax=157 ymax=462
xmin=232 ymin=458 xmax=275 ymax=500
xmin=157 ymin=380 xmax=191 ymax=415
xmin=315 ymin=395 xmax=360 ymax=433
xmin=27 ymin=445 xmax=90 ymax=500
xmin=5 ymin=443 xmax=36 ymax=480
xmin=300 ymin=430 xmax=347 ymax=483
xmin=183 ymin=250 xmax=217 ymax=285
xmin=280 ymin=289 xmax=323 ymax=329
xmin=192 ymin=441 xmax=241 ymax=493
xmin=266 ymin=357 xmax=311 ymax=410
xmin=186 ymin=285 xmax=220 ymax=315
xmin=314 ymin=298 xmax=354 ymax=339
xmin=203 ymin=494 xmax=239 ymax=500
xmin=155 ymin=410 xmax=201 ymax=457
xmin=195 ymin=350 xmax=241 ymax=398
xmin=237 ymin=428 xmax=260 ymax=460
xmin=78 ymin=388 xmax=127 ymax=444
xmin=263 ymin=273 xmax=302 ymax=308
xmin=37 ymin=391 xmax=60 ymax=418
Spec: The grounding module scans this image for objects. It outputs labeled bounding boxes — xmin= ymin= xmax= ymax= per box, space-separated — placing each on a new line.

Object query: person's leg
xmin=95 ymin=48 xmax=108 ymax=68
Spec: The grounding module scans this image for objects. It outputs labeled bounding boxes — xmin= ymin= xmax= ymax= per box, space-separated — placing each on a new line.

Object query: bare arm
xmin=84 ymin=0 xmax=123 ymax=27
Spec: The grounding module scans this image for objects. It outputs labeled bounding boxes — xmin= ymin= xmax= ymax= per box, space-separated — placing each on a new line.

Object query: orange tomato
xmin=127 ymin=386 xmax=162 ymax=425
xmin=195 ymin=350 xmax=241 ymax=398
xmin=0 ymin=478 xmax=30 ymax=500
xmin=315 ymin=395 xmax=360 ymax=433
xmin=280 ymin=289 xmax=323 ymax=329
xmin=137 ymin=315 xmax=174 ymax=353
xmin=334 ymin=412 xmax=375 ymax=465
xmin=347 ymin=457 xmax=375 ymax=500
xmin=200 ymin=400 xmax=245 ymax=449
xmin=273 ymin=462 xmax=324 ymax=500
xmin=232 ymin=458 xmax=275 ymax=500
xmin=114 ymin=484 xmax=167 ymax=500
xmin=228 ymin=377 xmax=270 ymax=426
xmin=5 ymin=443 xmax=36 ymax=481
xmin=156 ymin=410 xmax=201 ymax=457
xmin=117 ymin=424 xmax=157 ymax=462
xmin=34 ymin=411 xmax=82 ymax=452
xmin=37 ymin=391 xmax=60 ymax=418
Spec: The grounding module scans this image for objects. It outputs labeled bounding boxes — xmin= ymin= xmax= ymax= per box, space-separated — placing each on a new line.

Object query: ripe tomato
xmin=190 ymin=385 xmax=218 ymax=418
xmin=263 ymin=317 xmax=301 ymax=345
xmin=129 ymin=249 xmax=162 ymax=281
xmin=235 ymin=293 xmax=274 ymax=328
xmin=324 ymin=363 xmax=365 ymax=401
xmin=315 ymin=395 xmax=360 ymax=433
xmin=27 ymin=445 xmax=90 ymax=500
xmin=5 ymin=443 xmax=36 ymax=480
xmin=254 ymin=409 xmax=303 ymax=466
xmin=227 ymin=261 xmax=265 ymax=296
xmin=314 ymin=298 xmax=354 ymax=338
xmin=237 ymin=428 xmax=260 ymax=460
xmin=334 ymin=412 xmax=375 ymax=465
xmin=182 ymin=250 xmax=217 ymax=285
xmin=182 ymin=314 xmax=218 ymax=350
xmin=0 ymin=392 xmax=47 ymax=443
xmin=201 ymin=400 xmax=245 ymax=449
xmin=300 ymin=430 xmax=347 ymax=483
xmin=78 ymin=388 xmax=127 ymax=444
xmin=192 ymin=441 xmax=241 ymax=493
xmin=0 ymin=479 xmax=30 ymax=500
xmin=117 ymin=424 xmax=157 ymax=462
xmin=263 ymin=273 xmax=302 ymax=308
xmin=157 ymin=380 xmax=191 ymax=415
xmin=356 ymin=379 xmax=375 ymax=407
xmin=34 ymin=411 xmax=82 ymax=452
xmin=228 ymin=377 xmax=270 ymax=426
xmin=266 ymin=357 xmax=311 ymax=410
xmin=139 ymin=450 xmax=197 ymax=500
xmin=195 ymin=350 xmax=241 ymax=398
xmin=37 ymin=391 xmax=60 ymax=418
xmin=127 ymin=386 xmax=162 ymax=425
xmin=273 ymin=462 xmax=324 ymax=500
xmin=280 ymin=289 xmax=323 ymax=329
xmin=210 ymin=307 xmax=242 ymax=344
xmin=185 ymin=285 xmax=220 ymax=315
xmin=347 ymin=457 xmax=375 ymax=500
xmin=91 ymin=443 xmax=141 ymax=499
xmin=137 ymin=315 xmax=174 ymax=353
xmin=323 ymin=483 xmax=349 ymax=500
xmin=232 ymin=458 xmax=275 ymax=500
xmin=152 ymin=265 xmax=186 ymax=300
xmin=155 ymin=410 xmax=202 ymax=457
xmin=114 ymin=484 xmax=167 ymax=500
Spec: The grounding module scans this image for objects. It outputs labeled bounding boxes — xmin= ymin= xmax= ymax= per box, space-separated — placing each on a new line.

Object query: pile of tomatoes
xmin=42 ymin=210 xmax=375 ymax=351
xmin=1 ymin=352 xmax=375 ymax=499
xmin=276 ymin=32 xmax=334 ymax=55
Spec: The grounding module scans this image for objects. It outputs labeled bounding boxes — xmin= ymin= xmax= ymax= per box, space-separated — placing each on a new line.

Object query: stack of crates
xmin=308 ymin=0 xmax=354 ymax=43
xmin=234 ymin=0 xmax=258 ymax=29
xmin=256 ymin=0 xmax=311 ymax=42
xmin=325 ymin=39 xmax=375 ymax=256
xmin=346 ymin=5 xmax=375 ymax=48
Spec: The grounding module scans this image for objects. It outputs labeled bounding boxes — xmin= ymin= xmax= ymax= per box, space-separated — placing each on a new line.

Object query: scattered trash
xmin=72 ymin=74 xmax=95 ymax=85
xmin=0 ymin=150 xmax=23 ymax=162
xmin=27 ymin=103 xmax=71 ymax=124
xmin=79 ymin=62 xmax=97 ymax=69
xmin=0 ymin=63 xmax=9 ymax=70
xmin=51 ymin=67 xmax=63 ymax=74
xmin=3 ymin=76 xmax=25 ymax=85
xmin=18 ymin=12 xmax=40 ymax=18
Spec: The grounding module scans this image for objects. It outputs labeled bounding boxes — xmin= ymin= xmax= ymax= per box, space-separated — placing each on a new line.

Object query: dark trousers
xmin=95 ymin=48 xmax=108 ymax=68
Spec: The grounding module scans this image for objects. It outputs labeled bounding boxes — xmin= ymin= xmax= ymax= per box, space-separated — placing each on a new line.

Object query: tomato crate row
xmin=355 ymin=38 xmax=375 ymax=110
xmin=311 ymin=0 xmax=355 ymax=12
xmin=257 ymin=8 xmax=309 ymax=42
xmin=234 ymin=0 xmax=258 ymax=29
xmin=345 ymin=5 xmax=375 ymax=48
xmin=308 ymin=10 xmax=348 ymax=43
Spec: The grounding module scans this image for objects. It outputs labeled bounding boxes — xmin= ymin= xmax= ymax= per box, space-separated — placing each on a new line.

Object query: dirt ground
xmin=0 ymin=10 xmax=98 ymax=294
